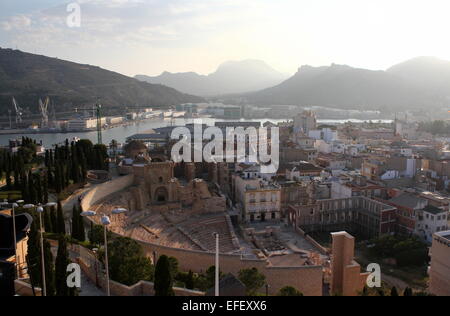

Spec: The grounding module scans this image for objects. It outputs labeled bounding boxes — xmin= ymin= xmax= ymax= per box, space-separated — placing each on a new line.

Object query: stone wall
xmin=81 ymin=174 xmax=134 ymax=211
xmin=136 ymin=239 xmax=323 ymax=296
xmin=74 ymin=242 xmax=204 ymax=297
xmin=15 ymin=279 xmax=42 ymax=296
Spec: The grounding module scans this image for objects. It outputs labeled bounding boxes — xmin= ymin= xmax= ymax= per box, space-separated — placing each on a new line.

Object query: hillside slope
xmin=244 ymin=63 xmax=443 ymax=111
xmin=0 ymin=48 xmax=203 ymax=113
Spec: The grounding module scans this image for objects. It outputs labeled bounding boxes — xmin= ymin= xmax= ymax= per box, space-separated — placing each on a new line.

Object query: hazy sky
xmin=1 ymin=0 xmax=449 ymax=77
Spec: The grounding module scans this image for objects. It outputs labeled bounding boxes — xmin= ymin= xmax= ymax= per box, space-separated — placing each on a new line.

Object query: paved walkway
xmin=381 ymin=273 xmax=409 ymax=291
xmin=79 ymin=271 xmax=105 ymax=296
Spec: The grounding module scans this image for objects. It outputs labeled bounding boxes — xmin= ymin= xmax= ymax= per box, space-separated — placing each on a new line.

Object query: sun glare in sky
xmin=1 ymin=0 xmax=450 ymax=76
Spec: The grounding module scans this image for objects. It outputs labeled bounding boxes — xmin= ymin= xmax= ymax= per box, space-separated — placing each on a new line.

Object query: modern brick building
xmin=429 ymin=231 xmax=450 ymax=296
xmin=288 ymin=196 xmax=397 ymax=239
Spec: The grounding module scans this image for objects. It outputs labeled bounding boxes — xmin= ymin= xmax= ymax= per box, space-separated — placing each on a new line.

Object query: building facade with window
xmin=234 ymin=175 xmax=281 ymax=222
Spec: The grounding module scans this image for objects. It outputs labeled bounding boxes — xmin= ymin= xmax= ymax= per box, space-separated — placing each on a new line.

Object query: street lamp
xmin=81 ymin=207 xmax=128 ymax=296
xmin=265 ymin=283 xmax=270 ymax=296
xmin=1 ymin=199 xmax=22 ymax=278
xmin=23 ymin=202 xmax=55 ymax=297
xmin=92 ymin=248 xmax=99 ymax=287
xmin=213 ymin=232 xmax=220 ymax=297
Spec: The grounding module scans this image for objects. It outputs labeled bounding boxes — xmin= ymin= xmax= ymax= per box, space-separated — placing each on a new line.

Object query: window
xmin=261 ymin=194 xmax=267 ymax=202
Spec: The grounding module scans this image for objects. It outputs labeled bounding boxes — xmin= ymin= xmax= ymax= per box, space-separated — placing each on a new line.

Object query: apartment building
xmin=416 ymin=205 xmax=448 ymax=244
xmin=429 ymin=231 xmax=450 ymax=296
xmin=234 ymin=174 xmax=281 ymax=222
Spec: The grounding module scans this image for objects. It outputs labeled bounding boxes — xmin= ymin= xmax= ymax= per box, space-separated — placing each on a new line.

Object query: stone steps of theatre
xmin=130 ymin=226 xmax=202 ymax=251
xmin=180 ymin=216 xmax=237 ymax=253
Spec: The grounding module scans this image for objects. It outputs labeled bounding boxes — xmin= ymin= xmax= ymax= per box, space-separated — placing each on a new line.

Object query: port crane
xmin=39 ymin=97 xmax=50 ymax=128
xmin=12 ymin=97 xmax=23 ymax=124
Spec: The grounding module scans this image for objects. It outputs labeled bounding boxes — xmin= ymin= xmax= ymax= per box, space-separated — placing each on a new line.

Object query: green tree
xmin=238 ymin=268 xmax=266 ymax=296
xmin=56 ymin=201 xmax=66 ymax=235
xmin=50 ymin=206 xmax=57 ymax=234
xmin=205 ymin=265 xmax=223 ymax=290
xmin=154 ymin=255 xmax=174 ymax=296
xmin=44 ymin=207 xmax=53 ymax=234
xmin=108 ymin=237 xmax=154 ymax=286
xmin=43 ymin=239 xmax=56 ymax=296
xmin=55 ymin=236 xmax=76 ymax=296
xmin=71 ymin=204 xmax=85 ymax=241
xmin=71 ymin=205 xmax=79 ymax=241
xmin=77 ymin=204 xmax=86 ymax=242
xmin=278 ymin=286 xmax=304 ymax=296
xmin=404 ymin=287 xmax=413 ymax=297
xmin=168 ymin=256 xmax=179 ymax=277
xmin=26 ymin=220 xmax=41 ymax=294
xmin=185 ymin=270 xmax=195 ymax=290
xmin=390 ymin=287 xmax=399 ymax=297
xmin=89 ymin=224 xmax=109 ymax=245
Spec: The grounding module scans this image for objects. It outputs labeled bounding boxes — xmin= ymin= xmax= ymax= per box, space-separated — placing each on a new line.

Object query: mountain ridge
xmin=0 ymin=48 xmax=203 ymax=114
xmin=135 ymin=59 xmax=289 ymax=96
xmin=242 ymin=58 xmax=448 ymax=111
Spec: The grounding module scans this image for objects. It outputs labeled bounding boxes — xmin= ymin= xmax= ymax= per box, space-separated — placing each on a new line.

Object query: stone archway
xmin=154 ymin=186 xmax=169 ymax=203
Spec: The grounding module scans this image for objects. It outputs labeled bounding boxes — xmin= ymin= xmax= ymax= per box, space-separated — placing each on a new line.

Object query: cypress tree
xmin=77 ymin=204 xmax=85 ymax=242
xmin=45 ymin=150 xmax=50 ymax=168
xmin=65 ymin=163 xmax=70 ymax=187
xmin=28 ymin=171 xmax=37 ymax=205
xmin=44 ymin=206 xmax=53 ymax=233
xmin=20 ymin=172 xmax=29 ymax=203
xmin=5 ymin=153 xmax=12 ymax=190
xmin=154 ymin=255 xmax=174 ymax=296
xmin=55 ymin=236 xmax=70 ymax=296
xmin=391 ymin=287 xmax=399 ymax=296
xmin=43 ymin=239 xmax=56 ymax=296
xmin=35 ymin=174 xmax=43 ymax=204
xmin=56 ymin=201 xmax=66 ymax=235
xmin=5 ymin=169 xmax=12 ymax=190
xmin=186 ymin=270 xmax=194 ymax=290
xmin=54 ymin=164 xmax=62 ymax=194
xmin=26 ymin=220 xmax=42 ymax=292
xmin=50 ymin=206 xmax=58 ymax=234
xmin=80 ymin=152 xmax=87 ymax=182
xmin=404 ymin=287 xmax=413 ymax=296
xmin=43 ymin=175 xmax=49 ymax=204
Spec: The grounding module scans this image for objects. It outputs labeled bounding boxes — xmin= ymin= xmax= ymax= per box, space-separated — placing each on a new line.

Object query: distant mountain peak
xmin=245 ymin=56 xmax=450 ymax=111
xmin=135 ymin=59 xmax=289 ymax=96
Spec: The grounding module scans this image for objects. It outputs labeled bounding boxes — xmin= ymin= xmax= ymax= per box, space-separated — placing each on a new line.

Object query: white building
xmin=67 ymin=118 xmax=106 ymax=130
xmin=106 ymin=116 xmax=124 ymax=125
xmin=416 ymin=205 xmax=449 ymax=244
xmin=309 ymin=128 xmax=338 ymax=143
xmin=234 ymin=174 xmax=281 ymax=222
